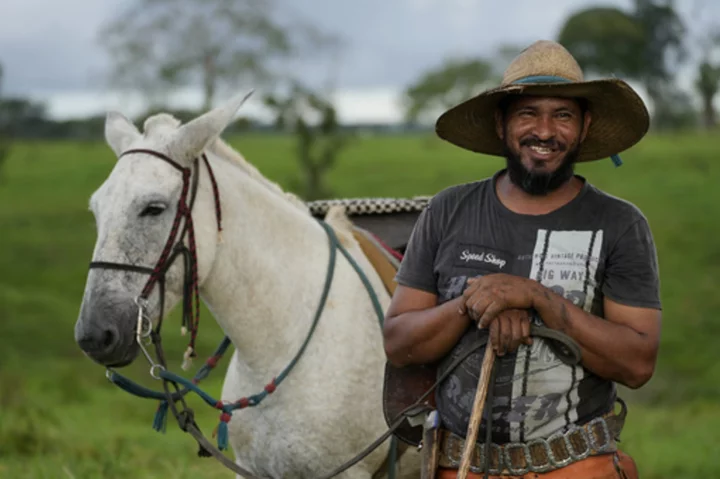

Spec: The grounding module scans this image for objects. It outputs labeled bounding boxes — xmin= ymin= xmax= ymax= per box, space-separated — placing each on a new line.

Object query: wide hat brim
xmin=435 ymin=78 xmax=650 ymax=163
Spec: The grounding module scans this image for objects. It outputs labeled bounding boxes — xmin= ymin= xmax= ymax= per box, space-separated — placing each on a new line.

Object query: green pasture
xmin=0 ymin=132 xmax=718 ymax=478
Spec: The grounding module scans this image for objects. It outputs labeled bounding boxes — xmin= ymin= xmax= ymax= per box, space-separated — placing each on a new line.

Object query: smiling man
xmin=382 ymin=41 xmax=661 ymax=478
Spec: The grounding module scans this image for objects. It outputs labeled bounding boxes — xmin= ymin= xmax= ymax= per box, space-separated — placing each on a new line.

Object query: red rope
xmin=186 ymin=212 xmax=200 ymax=358
xmin=141 ymin=170 xmax=191 ymax=298
xmin=135 ymin=155 xmax=224 ymax=364
xmin=203 ymin=155 xmax=223 ymax=234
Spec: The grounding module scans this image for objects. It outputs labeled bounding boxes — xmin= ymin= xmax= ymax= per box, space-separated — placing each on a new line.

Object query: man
xmin=382 ymin=40 xmax=662 ymax=479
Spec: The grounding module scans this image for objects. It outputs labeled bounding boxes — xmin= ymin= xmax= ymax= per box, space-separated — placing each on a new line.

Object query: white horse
xmin=74 ymin=93 xmax=420 ymax=478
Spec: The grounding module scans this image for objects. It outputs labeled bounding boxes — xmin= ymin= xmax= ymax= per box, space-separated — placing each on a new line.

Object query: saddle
xmin=309 ymin=197 xmax=437 ymax=448
xmin=312 ymin=199 xmax=614 ymax=457
xmin=350 ymin=225 xmax=438 ymax=448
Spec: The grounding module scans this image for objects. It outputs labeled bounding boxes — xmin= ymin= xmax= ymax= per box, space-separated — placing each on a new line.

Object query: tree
xmin=557 ymin=7 xmax=646 ymax=78
xmin=693 ymin=28 xmax=720 ymax=129
xmin=98 ymin=0 xmax=339 ymax=111
xmin=558 ymin=1 xmax=687 ymax=115
xmin=402 ymin=58 xmax=495 ymax=125
xmin=633 ymin=0 xmax=687 ymax=99
xmin=264 ymin=83 xmax=351 ymax=200
xmin=696 ymin=61 xmax=720 ymax=129
xmin=401 ymin=44 xmax=527 ymax=126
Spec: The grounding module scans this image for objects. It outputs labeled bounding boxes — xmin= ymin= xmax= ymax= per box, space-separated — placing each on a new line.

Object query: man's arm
xmin=531 ymin=284 xmax=661 ymax=389
xmin=463 ymin=274 xmax=661 ymax=389
xmin=383 ymin=285 xmax=470 ymax=367
xmin=465 ymin=213 xmax=662 ymax=389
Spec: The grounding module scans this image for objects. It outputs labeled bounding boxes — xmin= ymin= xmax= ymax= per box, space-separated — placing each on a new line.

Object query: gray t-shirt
xmin=394 ymin=170 xmax=661 ymax=444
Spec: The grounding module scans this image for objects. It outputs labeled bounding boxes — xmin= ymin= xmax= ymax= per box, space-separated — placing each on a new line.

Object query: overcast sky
xmin=1 ymin=0 xmax=716 ymax=122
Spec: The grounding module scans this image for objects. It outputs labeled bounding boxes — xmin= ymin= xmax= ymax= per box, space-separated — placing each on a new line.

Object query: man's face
xmin=496 ymin=95 xmax=591 ymax=196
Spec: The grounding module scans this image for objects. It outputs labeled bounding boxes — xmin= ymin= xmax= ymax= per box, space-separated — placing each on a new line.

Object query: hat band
xmin=512 ymin=75 xmax=572 ymax=84
xmin=509 ymin=74 xmax=623 ymax=167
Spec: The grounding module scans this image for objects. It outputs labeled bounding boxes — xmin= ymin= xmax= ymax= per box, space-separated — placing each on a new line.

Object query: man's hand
xmin=486 ymin=309 xmax=533 ymax=356
xmin=462 ymin=274 xmax=537 ymax=327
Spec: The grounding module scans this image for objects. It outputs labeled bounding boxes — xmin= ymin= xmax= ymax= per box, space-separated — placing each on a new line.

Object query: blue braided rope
xmin=105 ymin=218 xmax=398 ymax=474
xmin=107 ymin=219 xmax=338 ymax=448
xmin=108 ymin=370 xmax=172 ymax=400
xmin=104 ymin=217 xmax=394 ymax=471
xmin=511 ymin=75 xmax=625 ymax=168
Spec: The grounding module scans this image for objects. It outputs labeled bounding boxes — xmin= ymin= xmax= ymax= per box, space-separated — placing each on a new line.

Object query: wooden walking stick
xmin=457 ymin=344 xmax=497 ymax=479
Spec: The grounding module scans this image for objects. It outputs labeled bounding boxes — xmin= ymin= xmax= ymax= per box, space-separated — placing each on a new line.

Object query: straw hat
xmin=435 ymin=40 xmax=650 ymax=163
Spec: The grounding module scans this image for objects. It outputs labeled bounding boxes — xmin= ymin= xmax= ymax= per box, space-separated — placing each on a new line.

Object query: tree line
xmin=404 ymin=0 xmax=720 ymax=131
xmin=3 ymin=0 xmax=717 ymax=138
xmin=1 ymin=0 xmax=717 ymax=196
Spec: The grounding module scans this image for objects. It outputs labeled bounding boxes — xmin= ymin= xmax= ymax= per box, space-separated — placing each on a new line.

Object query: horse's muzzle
xmin=74 ymin=294 xmax=140 ymax=367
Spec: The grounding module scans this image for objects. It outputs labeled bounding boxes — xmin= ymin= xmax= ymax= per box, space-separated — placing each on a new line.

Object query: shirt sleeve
xmin=602 ymin=216 xmax=662 ymax=310
xmin=394 ymin=199 xmax=442 ymax=295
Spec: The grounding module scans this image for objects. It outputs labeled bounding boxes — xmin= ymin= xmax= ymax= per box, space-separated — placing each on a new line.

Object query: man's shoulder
xmin=427 ymin=177 xmax=492 ymax=211
xmin=583 ymin=181 xmax=650 ymax=227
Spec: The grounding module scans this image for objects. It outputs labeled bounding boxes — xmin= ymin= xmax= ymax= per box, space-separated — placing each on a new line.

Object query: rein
xmin=88 ymin=148 xmax=396 ymax=478
xmin=88 ymin=147 xmax=584 ymax=479
xmin=90 ymin=148 xmax=223 ymax=370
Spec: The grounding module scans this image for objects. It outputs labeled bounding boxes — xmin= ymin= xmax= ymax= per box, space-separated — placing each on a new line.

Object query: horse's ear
xmin=105 ymin=111 xmax=141 ymax=158
xmin=171 ymin=90 xmax=254 ymax=163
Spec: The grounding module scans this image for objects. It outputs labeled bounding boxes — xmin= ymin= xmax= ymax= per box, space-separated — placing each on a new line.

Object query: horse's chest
xmin=229 ymin=413 xmax=333 ymax=477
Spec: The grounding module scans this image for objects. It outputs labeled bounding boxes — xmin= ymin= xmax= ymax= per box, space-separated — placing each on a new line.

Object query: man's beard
xmin=503 ymin=136 xmax=580 ymax=196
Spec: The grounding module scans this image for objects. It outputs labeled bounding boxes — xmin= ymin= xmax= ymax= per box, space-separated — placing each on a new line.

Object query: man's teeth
xmin=530 ymin=146 xmax=552 ymax=154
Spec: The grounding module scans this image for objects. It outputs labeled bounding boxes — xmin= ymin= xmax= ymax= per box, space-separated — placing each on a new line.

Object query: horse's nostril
xmin=76 ymin=325 xmax=119 ymax=355
xmin=102 ymin=329 xmax=115 ymax=349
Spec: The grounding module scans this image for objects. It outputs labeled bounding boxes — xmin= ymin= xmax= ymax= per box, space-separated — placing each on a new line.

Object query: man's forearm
xmin=530 ymin=284 xmax=657 ymax=388
xmin=383 ymin=296 xmax=470 ymax=367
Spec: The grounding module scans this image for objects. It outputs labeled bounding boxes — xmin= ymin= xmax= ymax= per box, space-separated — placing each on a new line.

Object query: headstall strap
xmin=89 ymin=148 xmax=223 ymax=368
xmin=88 ymin=147 xmax=419 ymax=478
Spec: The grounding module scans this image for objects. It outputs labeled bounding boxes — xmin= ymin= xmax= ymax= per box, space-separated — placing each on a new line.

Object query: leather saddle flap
xmin=350 ymin=224 xmax=439 ymax=447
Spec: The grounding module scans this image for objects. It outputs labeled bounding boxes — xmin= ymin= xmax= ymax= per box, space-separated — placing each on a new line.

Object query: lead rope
xmin=96 ymin=149 xmax=582 ymax=478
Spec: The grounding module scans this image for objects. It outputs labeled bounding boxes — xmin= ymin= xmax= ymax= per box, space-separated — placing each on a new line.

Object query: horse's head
xmin=74 ymin=93 xmax=251 ymax=368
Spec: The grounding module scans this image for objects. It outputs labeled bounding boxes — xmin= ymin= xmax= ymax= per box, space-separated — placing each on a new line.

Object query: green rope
xmin=331 ymin=229 xmax=386 ymax=328
xmin=322 ymin=223 xmax=395 ymax=478
xmin=107 ymin=218 xmax=395 ymax=472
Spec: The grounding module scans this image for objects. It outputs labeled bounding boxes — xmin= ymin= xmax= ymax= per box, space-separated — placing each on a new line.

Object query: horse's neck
xmin=197 ymin=150 xmax=333 ymax=375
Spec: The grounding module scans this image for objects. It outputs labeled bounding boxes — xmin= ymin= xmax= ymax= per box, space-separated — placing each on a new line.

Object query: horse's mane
xmin=141 ymin=112 xmax=310 ymax=214
xmin=139 ymin=113 xmax=361 ymax=274
xmin=208 ymin=137 xmax=310 ymax=214
xmin=211 ymin=136 xmax=356 ymax=246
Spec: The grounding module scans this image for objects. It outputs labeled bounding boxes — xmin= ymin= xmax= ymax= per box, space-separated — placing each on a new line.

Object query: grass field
xmin=0 ymin=132 xmax=718 ymax=478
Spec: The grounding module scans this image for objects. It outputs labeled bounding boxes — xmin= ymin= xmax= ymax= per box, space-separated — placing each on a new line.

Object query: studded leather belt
xmin=437 ymin=412 xmax=621 ymax=476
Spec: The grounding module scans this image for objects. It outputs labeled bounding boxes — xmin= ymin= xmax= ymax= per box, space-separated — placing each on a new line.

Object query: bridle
xmin=83 ymin=147 xmax=586 ymax=479
xmin=89 ymin=148 xmax=224 ymax=374
xmin=85 ymin=147 xmax=404 ymax=478
xmin=88 ymin=147 xmax=274 ymax=477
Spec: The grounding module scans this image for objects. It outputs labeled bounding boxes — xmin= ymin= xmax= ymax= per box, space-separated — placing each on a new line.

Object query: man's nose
xmin=532 ymin=115 xmax=555 ymax=140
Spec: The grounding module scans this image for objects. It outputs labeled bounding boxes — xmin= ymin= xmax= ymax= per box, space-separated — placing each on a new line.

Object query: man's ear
xmin=580 ymin=110 xmax=592 ymax=143
xmin=495 ymin=109 xmax=505 ymax=140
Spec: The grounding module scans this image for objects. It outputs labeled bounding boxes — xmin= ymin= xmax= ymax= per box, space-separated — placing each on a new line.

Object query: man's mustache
xmin=520 ymin=136 xmax=567 ymax=152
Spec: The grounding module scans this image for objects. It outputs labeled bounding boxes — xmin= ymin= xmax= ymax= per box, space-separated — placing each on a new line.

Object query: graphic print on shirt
xmin=437 ymin=243 xmax=515 ymax=433
xmin=509 ymin=229 xmax=603 ymax=442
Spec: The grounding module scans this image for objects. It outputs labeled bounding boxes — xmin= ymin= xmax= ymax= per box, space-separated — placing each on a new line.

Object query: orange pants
xmin=436 ymin=451 xmax=638 ymax=479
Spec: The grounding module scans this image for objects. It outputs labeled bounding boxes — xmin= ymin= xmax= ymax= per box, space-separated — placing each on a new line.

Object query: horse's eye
xmin=140 ymin=203 xmax=167 ymax=217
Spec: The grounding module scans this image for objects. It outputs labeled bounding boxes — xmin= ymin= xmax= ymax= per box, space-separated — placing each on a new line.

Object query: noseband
xmin=86 ymin=149 xmax=407 ymax=478
xmin=88 ymin=148 xmax=223 ymax=369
